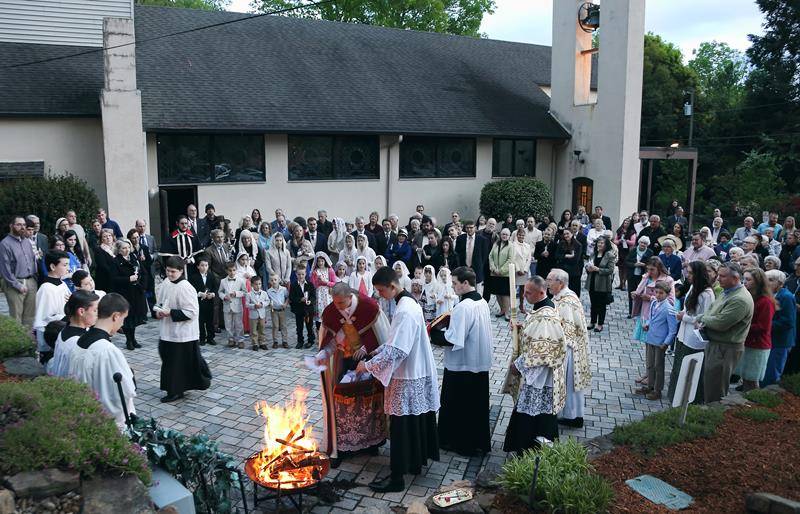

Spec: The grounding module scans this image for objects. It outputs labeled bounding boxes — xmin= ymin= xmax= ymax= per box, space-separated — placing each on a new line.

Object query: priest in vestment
xmin=502 ymin=276 xmax=567 ymax=455
xmin=438 ymin=266 xmax=493 ymax=456
xmin=315 ymin=282 xmax=390 ymax=464
xmin=356 ymin=266 xmax=440 ymax=493
xmin=547 ymin=269 xmax=592 ymax=428
xmin=68 ymin=293 xmax=136 ymax=429
xmin=155 ymin=256 xmax=211 ymax=403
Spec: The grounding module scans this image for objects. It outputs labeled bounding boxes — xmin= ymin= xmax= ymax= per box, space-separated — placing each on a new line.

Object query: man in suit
xmin=305 ymin=217 xmax=328 ymax=254
xmin=352 ymin=216 xmax=376 ymax=249
xmin=455 ymin=221 xmax=488 ymax=285
xmin=203 ymin=229 xmax=232 ymax=332
xmin=25 ymin=215 xmax=48 ymax=260
xmin=186 ymin=204 xmax=200 ymax=236
xmin=666 ymin=206 xmax=688 ymax=233
xmin=134 ymin=219 xmax=157 ymax=255
xmin=594 ymin=206 xmax=612 ymax=231
xmin=376 ymin=219 xmax=395 ymax=256
xmin=733 ymin=217 xmax=757 ymax=247
xmin=317 ymin=210 xmax=334 ymax=237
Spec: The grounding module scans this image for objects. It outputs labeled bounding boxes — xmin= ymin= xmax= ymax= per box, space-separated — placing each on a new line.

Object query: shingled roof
xmin=0 ymin=5 xmax=571 ymax=139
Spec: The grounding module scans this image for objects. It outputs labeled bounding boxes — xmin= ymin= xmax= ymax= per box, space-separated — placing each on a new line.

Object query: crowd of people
xmin=1 ymin=199 xmax=798 ymax=492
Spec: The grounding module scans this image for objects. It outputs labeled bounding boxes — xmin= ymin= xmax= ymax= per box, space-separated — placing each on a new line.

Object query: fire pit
xmin=245 ymin=388 xmax=330 ymax=511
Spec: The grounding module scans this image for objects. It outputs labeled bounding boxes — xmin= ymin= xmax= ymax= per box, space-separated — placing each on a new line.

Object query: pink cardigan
xmin=310 ymin=267 xmax=337 ymax=289
xmin=632 ymin=274 xmax=675 ymax=319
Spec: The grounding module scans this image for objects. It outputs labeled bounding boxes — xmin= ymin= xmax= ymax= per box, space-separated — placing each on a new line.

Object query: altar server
xmin=33 ymin=250 xmax=71 ymax=364
xmin=68 ymin=293 xmax=136 ymax=429
xmin=438 ymin=267 xmax=493 ymax=456
xmin=47 ymin=290 xmax=99 ymax=377
xmin=155 ymin=256 xmax=211 ymax=403
xmin=356 ymin=266 xmax=440 ymax=493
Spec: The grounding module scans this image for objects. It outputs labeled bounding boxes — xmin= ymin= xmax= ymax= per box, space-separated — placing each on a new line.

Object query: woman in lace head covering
xmin=327 ymin=217 xmax=348 ymax=259
xmin=337 ymin=234 xmax=358 ymax=275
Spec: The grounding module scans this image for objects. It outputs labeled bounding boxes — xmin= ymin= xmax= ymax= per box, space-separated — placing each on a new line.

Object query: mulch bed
xmin=0 ymin=362 xmax=23 ymax=383
xmin=593 ymin=392 xmax=800 ymax=513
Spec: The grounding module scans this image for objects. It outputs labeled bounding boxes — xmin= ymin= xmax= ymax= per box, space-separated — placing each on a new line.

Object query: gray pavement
xmin=0 ymin=282 xmax=673 ymax=512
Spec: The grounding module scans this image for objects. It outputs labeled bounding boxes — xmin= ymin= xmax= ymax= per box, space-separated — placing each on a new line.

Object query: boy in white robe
xmin=33 ymin=250 xmax=71 ymax=364
xmin=356 ymin=266 xmax=440 ymax=493
xmin=439 ymin=267 xmax=493 ymax=456
xmin=47 ymin=290 xmax=99 ymax=377
xmin=68 ymin=293 xmax=136 ymax=429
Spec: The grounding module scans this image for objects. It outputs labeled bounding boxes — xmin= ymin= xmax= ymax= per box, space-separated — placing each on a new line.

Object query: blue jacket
xmin=772 ymin=287 xmax=797 ymax=348
xmin=659 ymin=253 xmax=682 ymax=282
xmin=645 ymin=299 xmax=678 ymax=346
xmin=385 ymin=241 xmax=412 ymax=267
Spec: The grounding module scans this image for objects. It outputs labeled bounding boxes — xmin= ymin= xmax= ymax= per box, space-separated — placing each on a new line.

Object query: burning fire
xmin=251 ymin=387 xmax=328 ymax=490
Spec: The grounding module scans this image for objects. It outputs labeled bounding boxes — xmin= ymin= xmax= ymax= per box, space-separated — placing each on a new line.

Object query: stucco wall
xmin=0 ymin=117 xmax=108 ymax=205
xmin=145 ymin=134 xmax=559 ymax=228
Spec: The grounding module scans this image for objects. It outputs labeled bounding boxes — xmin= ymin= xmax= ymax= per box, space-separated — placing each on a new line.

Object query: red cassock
xmin=318 ymin=294 xmax=388 ymax=458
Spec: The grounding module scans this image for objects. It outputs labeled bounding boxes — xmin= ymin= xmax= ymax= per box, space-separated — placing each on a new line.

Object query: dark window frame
xmin=399 ymin=136 xmax=477 ymax=179
xmin=156 ymin=133 xmax=266 ymax=185
xmin=288 ymin=135 xmax=380 ymax=182
xmin=492 ymin=138 xmax=537 ymax=178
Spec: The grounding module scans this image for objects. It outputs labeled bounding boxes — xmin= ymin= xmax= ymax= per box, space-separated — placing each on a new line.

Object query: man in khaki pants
xmin=0 ymin=216 xmax=38 ymax=330
xmin=696 ymin=262 xmax=754 ymax=403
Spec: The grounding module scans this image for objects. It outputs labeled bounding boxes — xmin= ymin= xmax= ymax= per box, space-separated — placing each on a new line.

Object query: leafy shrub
xmin=0 ymin=315 xmax=34 ymax=359
xmin=781 ymin=373 xmax=800 ymax=396
xmin=744 ymin=389 xmax=783 ymax=408
xmin=130 ymin=417 xmax=240 ymax=514
xmin=0 ymin=377 xmax=150 ymax=483
xmin=611 ymin=405 xmax=724 ymax=456
xmin=479 ymin=177 xmax=552 ymax=223
xmin=499 ymin=438 xmax=614 ymax=514
xmin=0 ymin=173 xmax=101 ymax=236
xmin=733 ymin=406 xmax=779 ymax=423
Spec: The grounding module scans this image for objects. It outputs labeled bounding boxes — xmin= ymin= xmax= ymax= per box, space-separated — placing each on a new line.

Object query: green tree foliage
xmin=137 ymin=0 xmax=230 ymax=9
xmin=249 ymin=0 xmax=496 ymax=37
xmin=0 ymin=173 xmax=101 ymax=237
xmin=479 ymin=178 xmax=552 ymax=222
xmin=708 ymin=150 xmax=786 ymax=216
xmin=744 ymin=0 xmax=800 ymax=192
xmin=640 ymin=33 xmax=696 ymax=147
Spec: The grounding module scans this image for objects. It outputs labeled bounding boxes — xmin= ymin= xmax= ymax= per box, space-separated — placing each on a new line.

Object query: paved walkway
xmin=1 ymin=285 xmax=674 ymax=512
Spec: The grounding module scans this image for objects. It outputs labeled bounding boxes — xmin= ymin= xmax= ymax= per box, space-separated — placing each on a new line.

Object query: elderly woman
xmin=586 ymin=235 xmax=616 ymax=332
xmin=487 ymin=228 xmax=513 ymax=319
xmin=733 ymin=268 xmax=775 ymax=392
xmin=234 ymin=215 xmax=255 ymax=242
xmin=659 ymin=238 xmax=683 ymax=282
xmin=510 ymin=228 xmax=532 ymax=310
xmin=667 ymin=260 xmax=714 ymax=402
xmin=728 ymin=246 xmax=745 ymax=263
xmin=586 ymin=218 xmax=606 ymax=258
xmin=110 ymin=239 xmax=148 ymax=350
xmin=761 ymin=269 xmax=797 ymax=386
xmin=698 ymin=226 xmax=714 ymax=247
xmin=385 ymin=229 xmax=412 ymax=268
xmin=326 ymin=217 xmax=348 ymax=261
xmin=764 ymin=255 xmax=782 ymax=271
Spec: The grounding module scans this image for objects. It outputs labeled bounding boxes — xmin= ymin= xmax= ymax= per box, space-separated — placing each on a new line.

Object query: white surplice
xmin=443 ymin=292 xmax=493 ymax=372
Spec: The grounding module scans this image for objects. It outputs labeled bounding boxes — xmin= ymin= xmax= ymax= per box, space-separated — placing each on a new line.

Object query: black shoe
xmin=126 ymin=339 xmax=135 ymax=351
xmin=200 ymin=341 xmax=207 ymax=346
xmin=295 ymin=342 xmax=304 ymax=349
xmin=215 ymin=328 xmax=222 ymax=334
xmin=369 ymin=476 xmax=404 ymax=493
xmin=730 ymin=374 xmax=741 ymax=384
xmin=303 ymin=341 xmax=314 ymax=349
xmin=735 ymin=384 xmax=744 ymax=392
xmin=132 ymin=340 xmax=142 ymax=348
xmin=160 ymin=393 xmax=184 ymax=403
xmin=207 ymin=339 xmax=216 ymax=346
xmin=587 ymin=324 xmax=595 ymax=331
xmin=558 ymin=417 xmax=584 ymax=428
xmin=329 ymin=457 xmax=341 ymax=469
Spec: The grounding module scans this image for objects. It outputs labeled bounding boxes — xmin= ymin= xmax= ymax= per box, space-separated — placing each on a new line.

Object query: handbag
xmin=606 ymin=292 xmax=615 ymax=305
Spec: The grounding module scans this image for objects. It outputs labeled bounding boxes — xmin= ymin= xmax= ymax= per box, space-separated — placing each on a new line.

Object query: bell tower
xmin=549 ymin=0 xmax=645 ymax=226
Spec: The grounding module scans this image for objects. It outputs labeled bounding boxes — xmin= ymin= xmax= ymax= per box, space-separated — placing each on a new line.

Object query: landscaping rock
xmin=5 ymin=469 xmax=79 ymax=499
xmin=474 ymin=464 xmax=502 ymax=489
xmin=719 ymin=391 xmax=748 ymax=407
xmin=1 ymin=357 xmax=44 ymax=377
xmin=0 ymin=488 xmax=14 ymax=514
xmin=586 ymin=433 xmax=617 ymax=460
xmin=763 ymin=384 xmax=786 ymax=394
xmin=475 ymin=492 xmax=495 ymax=511
xmin=406 ymin=501 xmax=429 ymax=514
xmin=746 ymin=492 xmax=800 ymax=514
xmin=82 ymin=475 xmax=155 ymax=514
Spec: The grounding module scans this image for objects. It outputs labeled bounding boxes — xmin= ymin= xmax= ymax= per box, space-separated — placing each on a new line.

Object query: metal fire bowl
xmin=244 ymin=452 xmax=330 ymax=492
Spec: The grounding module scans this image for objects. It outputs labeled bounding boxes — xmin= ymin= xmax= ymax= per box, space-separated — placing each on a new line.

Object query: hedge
xmin=0 ymin=315 xmax=34 ymax=359
xmin=479 ymin=177 xmax=552 ymax=223
xmin=0 ymin=173 xmax=101 ymax=236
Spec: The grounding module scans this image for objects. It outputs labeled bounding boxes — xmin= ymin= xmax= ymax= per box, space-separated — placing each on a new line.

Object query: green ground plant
xmin=781 ymin=373 xmax=800 ymax=396
xmin=611 ymin=405 xmax=725 ymax=456
xmin=733 ymin=406 xmax=780 ymax=423
xmin=0 ymin=315 xmax=34 ymax=359
xmin=743 ymin=389 xmax=783 ymax=408
xmin=498 ymin=438 xmax=614 ymax=514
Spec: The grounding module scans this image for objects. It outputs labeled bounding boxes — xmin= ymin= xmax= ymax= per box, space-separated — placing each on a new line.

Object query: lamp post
xmin=683 ymin=89 xmax=695 ymax=147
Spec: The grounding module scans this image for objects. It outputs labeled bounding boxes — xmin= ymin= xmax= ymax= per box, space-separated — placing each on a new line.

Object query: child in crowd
xmin=246 ymin=276 xmax=270 ymax=351
xmin=289 ymin=265 xmax=316 ymax=349
xmin=435 ymin=267 xmax=458 ymax=317
xmin=190 ymin=257 xmax=219 ymax=346
xmin=72 ymin=269 xmax=106 ymax=298
xmin=267 ymin=275 xmax=289 ymax=348
xmin=421 ymin=265 xmax=438 ymax=323
xmin=310 ymin=252 xmax=336 ymax=330
xmin=235 ymin=251 xmax=256 ymax=337
xmin=334 ymin=262 xmax=349 ymax=283
xmin=413 ymin=266 xmax=424 ymax=281
xmin=636 ymin=281 xmax=678 ymax=401
xmin=219 ymin=261 xmax=247 ymax=348
xmin=47 ymin=290 xmax=99 ymax=377
xmin=34 ymin=250 xmax=71 ymax=364
xmin=410 ymin=278 xmax=424 ymax=303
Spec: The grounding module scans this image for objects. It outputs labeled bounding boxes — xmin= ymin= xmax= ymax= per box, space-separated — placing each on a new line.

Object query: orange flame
xmin=251 ymin=387 xmax=325 ymax=489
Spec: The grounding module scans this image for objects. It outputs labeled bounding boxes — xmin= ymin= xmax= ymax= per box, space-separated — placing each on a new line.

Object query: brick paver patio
xmin=1 ymin=284 xmax=674 ymax=512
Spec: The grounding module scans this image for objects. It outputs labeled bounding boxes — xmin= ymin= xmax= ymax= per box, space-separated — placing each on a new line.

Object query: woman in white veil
xmin=327 ymin=217 xmax=348 ymax=261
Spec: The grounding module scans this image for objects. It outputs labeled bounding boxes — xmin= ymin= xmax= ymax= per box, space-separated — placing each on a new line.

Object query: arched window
xmin=572 ymin=177 xmax=593 ymax=213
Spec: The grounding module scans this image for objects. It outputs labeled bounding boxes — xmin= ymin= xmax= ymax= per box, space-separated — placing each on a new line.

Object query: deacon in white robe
xmin=357 ymin=266 xmax=440 ymax=493
xmin=438 ymin=267 xmax=493 ymax=456
xmin=547 ymin=269 xmax=592 ymax=428
xmin=155 ymin=257 xmax=210 ymax=403
xmin=68 ymin=294 xmax=136 ymax=429
xmin=502 ymin=277 xmax=567 ymax=455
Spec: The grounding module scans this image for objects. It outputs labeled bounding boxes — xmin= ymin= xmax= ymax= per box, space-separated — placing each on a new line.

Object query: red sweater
xmin=745 ymin=295 xmax=775 ymax=350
